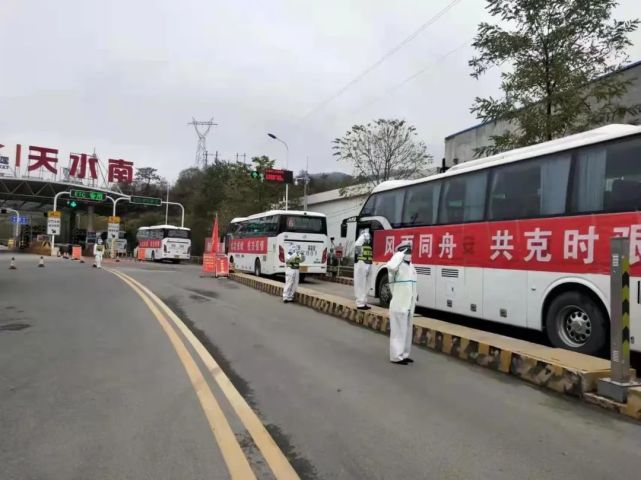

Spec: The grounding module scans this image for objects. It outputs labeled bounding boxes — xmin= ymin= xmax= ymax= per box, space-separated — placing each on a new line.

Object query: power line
xmin=300 ymin=0 xmax=465 ymax=121
xmin=350 ymin=38 xmax=472 ymax=114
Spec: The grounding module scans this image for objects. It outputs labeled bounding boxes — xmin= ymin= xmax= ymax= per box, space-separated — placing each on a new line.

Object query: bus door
xmin=357 ymin=216 xmax=389 ymax=295
xmin=358 ymin=216 xmax=389 ymax=255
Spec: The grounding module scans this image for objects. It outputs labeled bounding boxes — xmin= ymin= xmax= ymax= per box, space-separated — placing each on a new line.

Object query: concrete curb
xmin=319 ymin=275 xmax=354 ymax=286
xmin=230 ymin=272 xmax=641 ymax=422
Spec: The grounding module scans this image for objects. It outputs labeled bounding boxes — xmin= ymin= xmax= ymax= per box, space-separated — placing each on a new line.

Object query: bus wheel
xmin=377 ymin=273 xmax=392 ymax=308
xmin=254 ymin=259 xmax=261 ymax=277
xmin=299 ymin=273 xmax=306 ymax=283
xmin=545 ymin=290 xmax=607 ymax=355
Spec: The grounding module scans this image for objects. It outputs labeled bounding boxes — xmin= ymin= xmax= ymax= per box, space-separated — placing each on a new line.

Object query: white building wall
xmin=306 ymin=187 xmax=369 ymax=256
xmin=444 ymin=61 xmax=641 ymax=166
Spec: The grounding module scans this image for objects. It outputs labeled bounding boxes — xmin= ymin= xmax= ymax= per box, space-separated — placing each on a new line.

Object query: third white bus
xmin=136 ymin=225 xmax=191 ymax=263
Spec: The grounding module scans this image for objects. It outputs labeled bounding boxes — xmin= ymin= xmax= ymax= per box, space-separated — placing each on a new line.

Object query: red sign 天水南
xmin=372 ymin=212 xmax=641 ymax=275
xmin=0 ymin=142 xmax=134 ymax=183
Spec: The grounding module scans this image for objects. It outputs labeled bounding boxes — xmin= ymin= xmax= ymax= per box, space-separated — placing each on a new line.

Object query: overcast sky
xmin=2 ymin=0 xmax=641 ymax=181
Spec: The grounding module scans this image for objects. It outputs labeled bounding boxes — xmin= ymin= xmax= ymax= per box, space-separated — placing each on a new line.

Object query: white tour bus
xmin=136 ymin=225 xmax=191 ymax=263
xmin=226 ymin=210 xmax=328 ymax=277
xmin=343 ymin=124 xmax=641 ymax=355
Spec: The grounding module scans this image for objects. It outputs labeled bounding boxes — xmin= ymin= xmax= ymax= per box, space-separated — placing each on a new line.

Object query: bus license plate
xmin=174 ymin=255 xmax=179 ymax=258
xmin=299 ymin=266 xmax=308 ymax=273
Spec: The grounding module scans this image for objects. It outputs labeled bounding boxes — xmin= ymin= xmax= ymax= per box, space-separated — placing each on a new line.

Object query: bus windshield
xmin=280 ymin=215 xmax=327 ymax=234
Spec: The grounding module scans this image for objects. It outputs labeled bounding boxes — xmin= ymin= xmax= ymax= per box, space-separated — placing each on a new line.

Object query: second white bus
xmin=226 ymin=210 xmax=328 ymax=277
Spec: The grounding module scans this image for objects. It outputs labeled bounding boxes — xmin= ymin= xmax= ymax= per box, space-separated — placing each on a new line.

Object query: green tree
xmin=470 ymin=0 xmax=640 ymax=156
xmin=167 ymin=156 xmax=286 ymax=254
xmin=333 ymin=119 xmax=431 ymax=189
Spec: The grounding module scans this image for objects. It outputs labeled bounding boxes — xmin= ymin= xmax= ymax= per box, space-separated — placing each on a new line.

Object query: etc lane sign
xmin=70 ymin=189 xmax=107 ymax=202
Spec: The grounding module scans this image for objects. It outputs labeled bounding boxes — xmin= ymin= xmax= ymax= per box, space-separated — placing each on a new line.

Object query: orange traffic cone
xmin=9 ymin=257 xmax=17 ymax=270
xmin=38 ymin=256 xmax=45 ymax=268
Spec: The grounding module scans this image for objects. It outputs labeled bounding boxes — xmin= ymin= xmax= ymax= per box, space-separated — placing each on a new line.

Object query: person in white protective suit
xmin=353 ymin=228 xmax=372 ymax=310
xmin=93 ymin=239 xmax=105 ymax=269
xmin=283 ymin=244 xmax=305 ymax=303
xmin=386 ymin=242 xmax=417 ymax=365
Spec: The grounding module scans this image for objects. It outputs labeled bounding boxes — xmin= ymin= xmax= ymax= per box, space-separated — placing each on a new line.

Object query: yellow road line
xmin=113 ymin=269 xmax=300 ymax=480
xmin=110 ymin=270 xmax=257 ymax=480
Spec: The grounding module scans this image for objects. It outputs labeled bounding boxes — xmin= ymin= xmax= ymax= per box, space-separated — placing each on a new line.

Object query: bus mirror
xmin=340 ymin=221 xmax=347 ymax=238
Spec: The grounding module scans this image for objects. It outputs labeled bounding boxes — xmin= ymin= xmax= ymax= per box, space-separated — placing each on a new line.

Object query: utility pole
xmin=304 ymin=156 xmax=310 ymax=211
xmin=188 ymin=117 xmax=218 ymax=168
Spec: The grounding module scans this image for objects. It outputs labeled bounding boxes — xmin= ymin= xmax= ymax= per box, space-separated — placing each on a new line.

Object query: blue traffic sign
xmin=10 ymin=216 xmax=29 ymax=225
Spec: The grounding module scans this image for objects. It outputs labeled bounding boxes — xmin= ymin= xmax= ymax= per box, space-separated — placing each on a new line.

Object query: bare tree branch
xmin=333 ymin=119 xmax=432 ymax=190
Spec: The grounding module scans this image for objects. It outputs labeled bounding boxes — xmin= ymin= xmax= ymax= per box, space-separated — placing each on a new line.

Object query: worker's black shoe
xmin=390 ymin=359 xmax=409 ymax=365
xmin=356 ymin=305 xmax=371 ymax=310
xmin=283 ymin=299 xmax=292 ymax=303
xmin=404 ymin=358 xmax=414 ymax=363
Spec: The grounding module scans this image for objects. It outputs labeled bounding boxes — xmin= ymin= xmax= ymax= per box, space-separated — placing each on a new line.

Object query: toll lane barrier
xmin=230 ymin=272 xmax=640 ymax=422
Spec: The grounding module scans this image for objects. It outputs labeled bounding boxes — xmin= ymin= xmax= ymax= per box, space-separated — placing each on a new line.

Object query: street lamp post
xmin=267 ymin=133 xmax=289 ymax=211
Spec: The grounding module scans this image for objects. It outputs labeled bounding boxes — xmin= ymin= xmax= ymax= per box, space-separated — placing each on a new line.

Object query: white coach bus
xmin=226 ymin=210 xmax=328 ymax=278
xmin=343 ymin=124 xmax=641 ymax=355
xmin=136 ymin=225 xmax=191 ymax=263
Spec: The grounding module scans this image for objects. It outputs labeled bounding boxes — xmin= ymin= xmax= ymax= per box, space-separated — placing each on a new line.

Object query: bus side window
xmin=439 ymin=171 xmax=486 ymax=224
xmin=373 ymin=189 xmax=405 ymax=227
xmin=264 ymin=215 xmax=279 ymax=236
xmin=402 ymin=181 xmax=441 ymax=226
xmin=572 ymin=137 xmax=641 ymax=213
xmin=489 ymin=153 xmax=570 ymax=221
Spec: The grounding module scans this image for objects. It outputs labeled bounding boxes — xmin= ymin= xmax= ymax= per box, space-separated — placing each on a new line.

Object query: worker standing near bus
xmin=386 ymin=243 xmax=417 ymax=365
xmin=353 ymin=228 xmax=372 ymax=310
xmin=93 ymin=239 xmax=105 ymax=269
xmin=283 ymin=244 xmax=305 ymax=303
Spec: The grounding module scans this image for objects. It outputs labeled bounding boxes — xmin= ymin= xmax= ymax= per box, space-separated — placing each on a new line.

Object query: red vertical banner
xmin=15 ymin=144 xmax=21 ymax=168
xmin=211 ymin=215 xmax=219 ymax=254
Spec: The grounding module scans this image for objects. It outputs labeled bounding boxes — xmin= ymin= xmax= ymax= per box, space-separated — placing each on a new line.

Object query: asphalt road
xmin=2 ymin=254 xmax=641 ymax=479
xmin=0 ymin=254 xmax=278 ymax=480
xmin=115 ymin=261 xmax=641 ymax=479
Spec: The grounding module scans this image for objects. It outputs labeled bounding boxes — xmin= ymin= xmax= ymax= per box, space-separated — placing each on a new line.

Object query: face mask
xmin=403 ymin=254 xmax=411 ymax=262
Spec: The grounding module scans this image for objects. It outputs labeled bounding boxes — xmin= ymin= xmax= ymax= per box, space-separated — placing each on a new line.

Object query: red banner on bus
xmin=229 ymin=237 xmax=268 ymax=254
xmin=372 ymin=211 xmax=641 ymax=275
xmin=139 ymin=239 xmax=161 ymax=249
